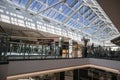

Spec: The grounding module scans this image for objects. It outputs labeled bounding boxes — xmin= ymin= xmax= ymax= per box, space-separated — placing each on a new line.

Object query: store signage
xmin=37 ymin=39 xmax=54 ymax=44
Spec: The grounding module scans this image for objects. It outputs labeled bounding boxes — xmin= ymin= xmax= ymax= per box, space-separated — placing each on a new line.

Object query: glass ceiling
xmin=7 ymin=0 xmax=119 ymax=41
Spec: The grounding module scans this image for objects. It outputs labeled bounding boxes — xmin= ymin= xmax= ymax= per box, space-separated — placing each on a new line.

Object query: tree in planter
xmin=81 ymin=37 xmax=90 ymax=57
xmin=82 ymin=37 xmax=90 ymax=47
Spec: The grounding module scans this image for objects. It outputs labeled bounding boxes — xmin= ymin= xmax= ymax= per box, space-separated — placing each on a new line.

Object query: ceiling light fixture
xmin=59 ymin=3 xmax=63 ymax=12
xmin=77 ymin=13 xmax=80 ymax=21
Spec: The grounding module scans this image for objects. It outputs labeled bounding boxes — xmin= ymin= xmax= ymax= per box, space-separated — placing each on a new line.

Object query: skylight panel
xmin=99 ymin=21 xmax=104 ymax=25
xmin=72 ymin=22 xmax=79 ymax=28
xmin=67 ymin=19 xmax=74 ymax=26
xmin=66 ymin=19 xmax=73 ymax=25
xmin=20 ymin=0 xmax=28 ymax=7
xmin=85 ymin=11 xmax=92 ymax=19
xmin=62 ymin=5 xmax=70 ymax=14
xmin=32 ymin=3 xmax=42 ymax=12
xmin=54 ymin=3 xmax=60 ymax=9
xmin=47 ymin=10 xmax=56 ymax=18
xmin=86 ymin=0 xmax=94 ymax=4
xmin=80 ymin=6 xmax=89 ymax=15
xmin=70 ymin=21 xmax=77 ymax=27
xmin=43 ymin=9 xmax=52 ymax=16
xmin=72 ymin=13 xmax=78 ymax=19
xmin=83 ymin=19 xmax=89 ymax=25
xmin=52 ymin=12 xmax=59 ymax=19
xmin=74 ymin=23 xmax=79 ymax=28
xmin=88 ymin=14 xmax=97 ymax=21
xmin=11 ymin=0 xmax=19 ymax=4
xmin=90 ymin=25 xmax=99 ymax=31
xmin=67 ymin=0 xmax=78 ymax=7
xmin=76 ymin=16 xmax=89 ymax=26
xmin=10 ymin=0 xmax=28 ymax=7
xmin=84 ymin=28 xmax=94 ymax=34
xmin=94 ymin=19 xmax=101 ymax=25
xmin=29 ymin=1 xmax=38 ymax=10
xmin=103 ymin=27 xmax=112 ymax=33
xmin=66 ymin=9 xmax=73 ymax=16
xmin=60 ymin=16 xmax=66 ymax=21
xmin=55 ymin=14 xmax=64 ymax=21
xmin=84 ymin=9 xmax=91 ymax=18
xmin=73 ymin=0 xmax=83 ymax=9
xmin=39 ymin=0 xmax=46 ymax=3
xmin=78 ymin=23 xmax=83 ymax=28
xmin=48 ymin=0 xmax=58 ymax=6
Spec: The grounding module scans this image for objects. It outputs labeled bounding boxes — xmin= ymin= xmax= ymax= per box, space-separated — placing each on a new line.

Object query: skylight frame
xmin=7 ymin=0 xmax=119 ymax=41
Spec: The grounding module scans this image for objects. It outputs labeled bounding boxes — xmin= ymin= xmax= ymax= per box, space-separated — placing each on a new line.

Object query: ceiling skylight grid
xmin=72 ymin=0 xmax=83 ymax=10
xmin=6 ymin=0 xmax=119 ymax=41
xmin=47 ymin=9 xmax=56 ymax=18
xmin=29 ymin=1 xmax=42 ymax=12
xmin=67 ymin=0 xmax=78 ymax=7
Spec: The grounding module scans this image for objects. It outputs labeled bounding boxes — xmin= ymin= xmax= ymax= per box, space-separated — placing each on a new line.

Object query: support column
xmin=73 ymin=69 xmax=79 ymax=80
xmin=60 ymin=71 xmax=65 ymax=80
xmin=69 ymin=39 xmax=72 ymax=58
xmin=59 ymin=37 xmax=62 ymax=57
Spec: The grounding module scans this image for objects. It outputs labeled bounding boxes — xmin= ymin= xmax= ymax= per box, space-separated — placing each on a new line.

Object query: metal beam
xmin=83 ymin=1 xmax=115 ymax=31
xmin=83 ymin=2 xmax=105 ymax=20
xmin=81 ymin=17 xmax=98 ymax=29
xmin=63 ymin=3 xmax=84 ymax=23
xmin=83 ymin=20 xmax=105 ymax=30
xmin=92 ymin=26 xmax=107 ymax=36
xmin=33 ymin=0 xmax=65 ymax=16
xmin=34 ymin=0 xmax=68 ymax=18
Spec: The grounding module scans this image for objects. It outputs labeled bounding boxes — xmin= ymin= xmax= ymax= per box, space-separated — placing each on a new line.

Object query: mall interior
xmin=0 ymin=0 xmax=120 ymax=80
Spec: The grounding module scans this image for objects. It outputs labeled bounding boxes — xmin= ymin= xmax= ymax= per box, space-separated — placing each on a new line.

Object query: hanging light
xmin=59 ymin=3 xmax=63 ymax=12
xmin=77 ymin=16 xmax=80 ymax=21
xmin=77 ymin=12 xmax=80 ymax=21
xmin=59 ymin=6 xmax=62 ymax=12
xmin=77 ymin=18 xmax=80 ymax=21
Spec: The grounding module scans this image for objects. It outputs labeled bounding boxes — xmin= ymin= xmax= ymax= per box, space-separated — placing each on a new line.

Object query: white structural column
xmin=59 ymin=37 xmax=62 ymax=48
xmin=58 ymin=37 xmax=63 ymax=57
xmin=69 ymin=39 xmax=72 ymax=58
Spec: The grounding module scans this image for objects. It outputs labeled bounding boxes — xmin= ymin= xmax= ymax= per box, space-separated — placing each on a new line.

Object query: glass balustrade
xmin=0 ymin=36 xmax=120 ymax=61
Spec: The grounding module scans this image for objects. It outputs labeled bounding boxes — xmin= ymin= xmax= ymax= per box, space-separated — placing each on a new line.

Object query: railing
xmin=87 ymin=49 xmax=120 ymax=61
xmin=0 ymin=37 xmax=120 ymax=61
xmin=3 ymin=42 xmax=72 ymax=60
